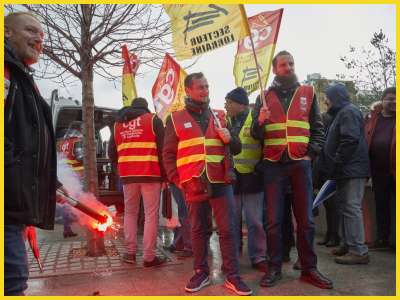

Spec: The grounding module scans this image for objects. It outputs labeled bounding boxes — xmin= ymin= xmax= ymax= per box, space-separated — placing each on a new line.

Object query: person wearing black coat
xmin=5 ymin=12 xmax=67 ymax=295
xmin=319 ymin=84 xmax=370 ymax=265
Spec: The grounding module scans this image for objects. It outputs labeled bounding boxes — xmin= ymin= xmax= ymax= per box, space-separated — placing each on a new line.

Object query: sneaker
xmin=122 ymin=253 xmax=136 ymax=264
xmin=143 ymin=256 xmax=166 ymax=267
xmin=334 ymin=252 xmax=370 ymax=265
xmin=185 ymin=272 xmax=210 ymax=292
xmin=225 ymin=276 xmax=252 ymax=295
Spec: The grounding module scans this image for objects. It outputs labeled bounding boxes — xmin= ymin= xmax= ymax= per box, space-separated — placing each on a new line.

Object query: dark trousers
xmin=282 ymin=192 xmax=295 ymax=257
xmin=263 ymin=160 xmax=317 ymax=271
xmin=4 ymin=225 xmax=29 ymax=296
xmin=187 ymin=186 xmax=239 ymax=278
xmin=323 ymin=194 xmax=340 ymax=237
xmin=170 ymin=184 xmax=192 ymax=251
xmin=371 ymin=172 xmax=395 ymax=241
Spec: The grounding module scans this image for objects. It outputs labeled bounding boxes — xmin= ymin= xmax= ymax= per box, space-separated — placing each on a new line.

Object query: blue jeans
xmin=4 ymin=225 xmax=29 ymax=296
xmin=233 ymin=192 xmax=266 ymax=264
xmin=263 ymin=160 xmax=317 ymax=271
xmin=336 ymin=178 xmax=368 ymax=255
xmin=170 ymin=184 xmax=192 ymax=251
xmin=187 ymin=185 xmax=239 ymax=278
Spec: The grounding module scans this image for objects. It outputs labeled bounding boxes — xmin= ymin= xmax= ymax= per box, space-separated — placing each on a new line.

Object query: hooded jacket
xmin=108 ymin=100 xmax=166 ymax=183
xmin=318 ymin=85 xmax=370 ymax=180
xmin=5 ymin=42 xmax=58 ymax=229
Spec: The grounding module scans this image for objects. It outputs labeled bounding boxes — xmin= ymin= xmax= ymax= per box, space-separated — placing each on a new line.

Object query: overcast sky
xmin=35 ymin=4 xmax=396 ymax=111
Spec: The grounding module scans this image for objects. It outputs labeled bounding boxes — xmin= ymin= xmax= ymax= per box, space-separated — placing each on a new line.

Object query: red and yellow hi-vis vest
xmin=171 ymin=109 xmax=226 ymax=185
xmin=114 ymin=113 xmax=161 ymax=177
xmin=263 ymin=85 xmax=314 ymax=161
xmin=57 ymin=137 xmax=84 ymax=174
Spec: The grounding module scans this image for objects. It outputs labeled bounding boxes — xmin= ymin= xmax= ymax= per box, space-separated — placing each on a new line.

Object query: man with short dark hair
xmin=252 ymin=51 xmax=333 ymax=289
xmin=4 ymin=11 xmax=67 ymax=295
xmin=163 ymin=73 xmax=252 ymax=295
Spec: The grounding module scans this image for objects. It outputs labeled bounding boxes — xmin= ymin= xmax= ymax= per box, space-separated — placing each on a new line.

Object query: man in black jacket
xmin=5 ymin=12 xmax=67 ymax=295
xmin=319 ymin=84 xmax=370 ymax=264
xmin=251 ymin=51 xmax=332 ymax=289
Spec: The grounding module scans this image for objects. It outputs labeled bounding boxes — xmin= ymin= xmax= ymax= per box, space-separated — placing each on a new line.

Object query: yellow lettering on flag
xmin=152 ymin=53 xmax=187 ymax=123
xmin=122 ymin=45 xmax=139 ymax=107
xmin=233 ymin=9 xmax=283 ymax=95
xmin=164 ymin=4 xmax=250 ymax=60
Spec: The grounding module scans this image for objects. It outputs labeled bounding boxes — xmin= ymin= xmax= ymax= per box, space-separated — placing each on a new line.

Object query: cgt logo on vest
xmin=300 ymin=97 xmax=308 ymax=112
xmin=121 ymin=117 xmax=144 ymax=139
xmin=123 ymin=117 xmax=142 ymax=131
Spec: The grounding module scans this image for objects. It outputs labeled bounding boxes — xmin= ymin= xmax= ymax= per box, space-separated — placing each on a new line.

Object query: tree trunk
xmin=81 ymin=5 xmax=98 ymax=196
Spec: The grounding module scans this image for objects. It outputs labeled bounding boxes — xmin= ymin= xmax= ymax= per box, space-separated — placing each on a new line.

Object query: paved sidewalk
xmin=25 ymin=223 xmax=396 ymax=296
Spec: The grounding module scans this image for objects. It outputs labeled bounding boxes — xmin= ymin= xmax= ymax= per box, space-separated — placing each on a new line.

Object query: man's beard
xmin=274 ymin=73 xmax=299 ymax=90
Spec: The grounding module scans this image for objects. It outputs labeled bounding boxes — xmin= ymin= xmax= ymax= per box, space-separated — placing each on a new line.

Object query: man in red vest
xmin=251 ymin=51 xmax=333 ymax=289
xmin=109 ymin=97 xmax=166 ymax=268
xmin=163 ymin=73 xmax=252 ymax=295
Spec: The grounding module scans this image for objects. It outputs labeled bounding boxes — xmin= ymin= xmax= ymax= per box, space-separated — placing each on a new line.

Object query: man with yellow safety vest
xmin=108 ymin=97 xmax=166 ymax=268
xmin=224 ymin=87 xmax=267 ymax=273
xmin=251 ymin=51 xmax=333 ymax=289
xmin=163 ymin=73 xmax=252 ymax=296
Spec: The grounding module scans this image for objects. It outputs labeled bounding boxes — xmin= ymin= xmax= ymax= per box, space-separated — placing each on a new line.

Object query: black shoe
xmin=163 ymin=244 xmax=184 ymax=253
xmin=122 ymin=253 xmax=136 ymax=264
xmin=331 ymin=246 xmax=348 ymax=256
xmin=300 ymin=269 xmax=333 ymax=289
xmin=369 ymin=240 xmax=390 ymax=250
xmin=317 ymin=235 xmax=330 ymax=246
xmin=63 ymin=231 xmax=78 ymax=238
xmin=260 ymin=269 xmax=282 ymax=287
xmin=143 ymin=256 xmax=167 ymax=267
xmin=293 ymin=259 xmax=301 ymax=270
xmin=326 ymin=236 xmax=340 ymax=248
xmin=252 ymin=260 xmax=268 ymax=273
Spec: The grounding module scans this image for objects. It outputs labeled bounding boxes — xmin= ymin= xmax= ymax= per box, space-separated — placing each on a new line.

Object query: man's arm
xmin=307 ymin=94 xmax=325 ymax=159
xmin=335 ymin=109 xmax=362 ymax=165
xmin=107 ymin=123 xmax=118 ymax=164
xmin=250 ymin=95 xmax=267 ymax=142
xmin=162 ymin=116 xmax=180 ymax=186
xmin=153 ymin=115 xmax=167 ymax=180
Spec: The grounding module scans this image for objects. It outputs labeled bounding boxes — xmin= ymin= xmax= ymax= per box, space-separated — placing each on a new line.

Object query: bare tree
xmin=6 ymin=4 xmax=170 ymax=195
xmin=339 ymin=29 xmax=396 ymax=111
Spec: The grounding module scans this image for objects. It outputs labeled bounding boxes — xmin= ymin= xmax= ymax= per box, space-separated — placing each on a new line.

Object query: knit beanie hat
xmin=131 ymin=97 xmax=149 ymax=109
xmin=226 ymin=87 xmax=249 ymax=105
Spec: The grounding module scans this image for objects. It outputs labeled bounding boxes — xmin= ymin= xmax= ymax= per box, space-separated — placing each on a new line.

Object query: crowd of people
xmin=4 ymin=11 xmax=396 ymax=296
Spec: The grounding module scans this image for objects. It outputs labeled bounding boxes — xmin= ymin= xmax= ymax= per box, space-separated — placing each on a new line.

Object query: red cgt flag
xmin=151 ymin=53 xmax=187 ymax=123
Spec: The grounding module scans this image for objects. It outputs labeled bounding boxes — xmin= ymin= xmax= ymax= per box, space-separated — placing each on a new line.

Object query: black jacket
xmin=251 ymin=84 xmax=325 ymax=161
xmin=108 ymin=105 xmax=166 ymax=184
xmin=318 ymin=85 xmax=370 ymax=180
xmin=5 ymin=42 xmax=58 ymax=229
